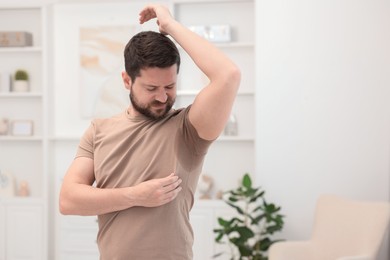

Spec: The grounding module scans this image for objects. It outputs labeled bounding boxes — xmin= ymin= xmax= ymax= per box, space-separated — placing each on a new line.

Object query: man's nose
xmin=155 ymin=89 xmax=168 ymax=103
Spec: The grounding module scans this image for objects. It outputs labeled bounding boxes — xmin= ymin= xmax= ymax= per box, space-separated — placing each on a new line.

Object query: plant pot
xmin=12 ymin=80 xmax=29 ymax=92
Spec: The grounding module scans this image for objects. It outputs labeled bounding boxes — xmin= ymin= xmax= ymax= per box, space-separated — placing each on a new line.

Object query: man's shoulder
xmin=90 ymin=111 xmax=126 ymax=127
xmin=166 ymin=106 xmax=191 ymax=119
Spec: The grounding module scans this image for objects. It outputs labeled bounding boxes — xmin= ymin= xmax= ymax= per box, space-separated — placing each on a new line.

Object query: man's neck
xmin=127 ymin=106 xmax=140 ymax=117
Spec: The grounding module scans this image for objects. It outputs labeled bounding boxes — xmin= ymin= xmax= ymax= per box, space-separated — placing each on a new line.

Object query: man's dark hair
xmin=124 ymin=31 xmax=181 ymax=83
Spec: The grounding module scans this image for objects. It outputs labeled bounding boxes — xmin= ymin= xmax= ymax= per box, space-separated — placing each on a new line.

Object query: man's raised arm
xmin=139 ymin=5 xmax=241 ymax=141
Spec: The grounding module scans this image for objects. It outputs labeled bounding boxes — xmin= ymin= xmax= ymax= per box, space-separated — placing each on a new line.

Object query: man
xmin=59 ymin=4 xmax=240 ymax=260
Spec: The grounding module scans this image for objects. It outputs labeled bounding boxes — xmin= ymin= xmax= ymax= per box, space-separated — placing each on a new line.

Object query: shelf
xmin=0 ymin=92 xmax=43 ymax=98
xmin=193 ymin=199 xmax=226 ymax=208
xmin=0 ymin=2 xmax=44 ymax=9
xmin=0 ymin=136 xmax=43 ymax=141
xmin=49 ymin=136 xmax=81 ymax=142
xmin=214 ymin=42 xmax=254 ymax=48
xmin=177 ymin=41 xmax=253 ymax=49
xmin=173 ymin=0 xmax=252 ymax=4
xmin=0 ymin=197 xmax=43 ymax=205
xmin=178 ymin=89 xmax=254 ymax=96
xmin=48 ymin=135 xmax=254 ymax=142
xmin=0 ymin=46 xmax=42 ymax=53
xmin=217 ymin=136 xmax=254 ymax=142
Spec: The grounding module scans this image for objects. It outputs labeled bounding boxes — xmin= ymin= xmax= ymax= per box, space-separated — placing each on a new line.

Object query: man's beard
xmin=129 ymin=91 xmax=175 ymax=120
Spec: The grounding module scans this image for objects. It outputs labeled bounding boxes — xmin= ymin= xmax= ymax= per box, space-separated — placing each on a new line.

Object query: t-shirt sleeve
xmin=75 ymin=121 xmax=95 ymax=159
xmin=180 ymin=105 xmax=214 ymax=156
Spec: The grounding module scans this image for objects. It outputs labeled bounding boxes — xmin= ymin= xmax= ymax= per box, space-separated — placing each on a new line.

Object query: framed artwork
xmin=79 ymin=25 xmax=139 ymax=118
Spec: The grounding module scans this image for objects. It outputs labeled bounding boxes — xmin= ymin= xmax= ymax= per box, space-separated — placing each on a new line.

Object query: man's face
xmin=128 ymin=66 xmax=177 ymax=120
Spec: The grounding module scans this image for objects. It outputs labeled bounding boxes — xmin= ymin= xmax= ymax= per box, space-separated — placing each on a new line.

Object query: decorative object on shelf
xmin=215 ymin=190 xmax=223 ymax=200
xmin=208 ymin=25 xmax=232 ymax=43
xmin=224 ymin=113 xmax=238 ymax=136
xmin=0 ymin=118 xmax=9 ymax=135
xmin=213 ymin=173 xmax=285 ymax=259
xmin=197 ymin=173 xmax=214 ymax=199
xmin=188 ymin=25 xmax=208 ymax=40
xmin=189 ymin=25 xmax=231 ymax=43
xmin=12 ymin=69 xmax=30 ymax=92
xmin=18 ymin=180 xmax=30 ymax=197
xmin=0 ymin=170 xmax=15 ymax=197
xmin=11 ymin=120 xmax=34 ymax=136
xmin=0 ymin=31 xmax=33 ymax=47
xmin=0 ymin=71 xmax=11 ymax=92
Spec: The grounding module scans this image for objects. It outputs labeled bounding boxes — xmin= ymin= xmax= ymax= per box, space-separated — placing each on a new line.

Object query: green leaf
xmin=215 ymin=232 xmax=224 ymax=242
xmin=242 ymin=173 xmax=252 ymax=189
xmin=244 ymin=187 xmax=257 ymax=198
xmin=250 ymin=190 xmax=265 ymax=203
xmin=259 ymin=237 xmax=273 ymax=251
xmin=226 ymin=201 xmax=244 ymax=215
xmin=228 ymin=196 xmax=238 ymax=202
xmin=235 ymin=226 xmax=255 ymax=242
xmin=212 ymin=252 xmax=225 ymax=258
xmin=238 ymin=245 xmax=252 ymax=257
xmin=251 ymin=213 xmax=265 ymax=225
xmin=216 ymin=172 xmax=285 ymax=259
xmin=217 ymin=217 xmax=229 ymax=227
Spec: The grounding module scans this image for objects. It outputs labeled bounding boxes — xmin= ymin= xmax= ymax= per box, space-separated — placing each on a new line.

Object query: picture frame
xmin=11 ymin=120 xmax=33 ymax=136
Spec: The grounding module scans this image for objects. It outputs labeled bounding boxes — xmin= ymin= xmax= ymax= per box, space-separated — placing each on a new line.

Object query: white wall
xmin=256 ymin=0 xmax=390 ymax=257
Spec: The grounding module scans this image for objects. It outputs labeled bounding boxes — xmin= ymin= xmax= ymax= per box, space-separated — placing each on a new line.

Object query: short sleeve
xmin=180 ymin=105 xmax=213 ymax=156
xmin=75 ymin=121 xmax=96 ymax=159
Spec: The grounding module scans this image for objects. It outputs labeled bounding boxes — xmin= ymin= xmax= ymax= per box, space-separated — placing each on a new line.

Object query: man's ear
xmin=122 ymin=71 xmax=132 ymax=90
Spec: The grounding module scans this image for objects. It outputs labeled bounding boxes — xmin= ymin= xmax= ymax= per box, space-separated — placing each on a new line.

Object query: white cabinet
xmin=53 ymin=140 xmax=100 ymax=260
xmin=59 ymin=215 xmax=99 ymax=260
xmin=0 ymin=1 xmax=47 ymax=198
xmin=191 ymin=207 xmax=215 ymax=259
xmin=0 ymin=203 xmax=4 ymax=260
xmin=0 ymin=199 xmax=44 ymax=260
xmin=191 ymin=200 xmax=235 ymax=260
xmin=52 ymin=0 xmax=255 ymax=259
xmin=0 ymin=3 xmax=48 ymax=259
xmin=56 ymin=199 xmax=233 ymax=260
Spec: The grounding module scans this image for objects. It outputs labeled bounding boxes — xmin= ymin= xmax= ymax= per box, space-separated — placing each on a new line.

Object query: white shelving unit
xmin=0 ymin=0 xmax=255 ymax=258
xmin=170 ymin=1 xmax=255 ymax=258
xmin=171 ymin=0 xmax=256 ymax=196
xmin=51 ymin=1 xmax=255 ymax=259
xmin=0 ymin=2 xmax=48 ymax=260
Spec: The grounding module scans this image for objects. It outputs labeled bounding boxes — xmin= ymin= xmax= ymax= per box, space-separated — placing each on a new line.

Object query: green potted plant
xmin=12 ymin=69 xmax=29 ymax=92
xmin=213 ymin=173 xmax=285 ymax=260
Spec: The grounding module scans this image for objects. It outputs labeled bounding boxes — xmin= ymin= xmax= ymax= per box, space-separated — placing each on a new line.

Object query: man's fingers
xmin=161 ymin=186 xmax=182 ymax=204
xmin=139 ymin=6 xmax=157 ymax=24
xmin=162 ymin=178 xmax=182 ymax=193
xmin=160 ymin=173 xmax=179 ymax=186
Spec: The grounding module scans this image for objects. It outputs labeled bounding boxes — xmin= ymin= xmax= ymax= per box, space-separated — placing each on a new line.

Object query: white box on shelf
xmin=188 ymin=25 xmax=208 ymax=39
xmin=0 ymin=31 xmax=33 ymax=47
xmin=10 ymin=120 xmax=34 ymax=136
xmin=208 ymin=25 xmax=231 ymax=43
xmin=188 ymin=25 xmax=231 ymax=43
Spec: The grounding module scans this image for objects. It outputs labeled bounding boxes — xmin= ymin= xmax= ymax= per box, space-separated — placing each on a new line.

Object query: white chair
xmin=269 ymin=194 xmax=390 ymax=260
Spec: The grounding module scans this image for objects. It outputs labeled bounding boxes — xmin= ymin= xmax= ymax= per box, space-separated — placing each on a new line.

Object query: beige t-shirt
xmin=76 ymin=106 xmax=212 ymax=260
